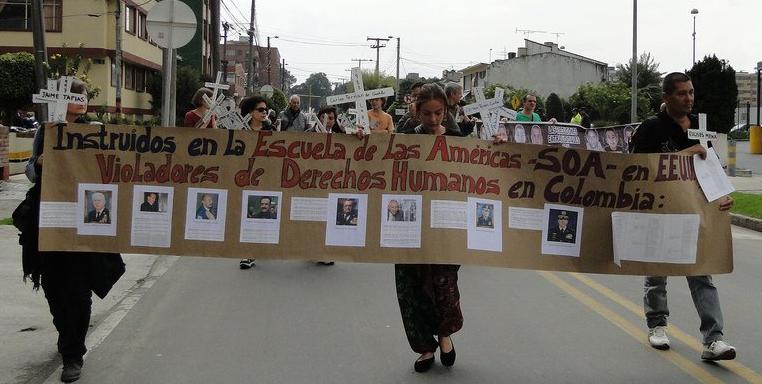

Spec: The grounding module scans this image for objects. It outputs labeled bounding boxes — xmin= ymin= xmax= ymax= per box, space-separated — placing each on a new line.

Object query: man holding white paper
xmin=630 ymin=72 xmax=735 ymax=361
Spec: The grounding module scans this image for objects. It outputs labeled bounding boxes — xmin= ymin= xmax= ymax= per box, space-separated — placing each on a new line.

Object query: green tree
xmin=46 ymin=45 xmax=101 ymax=101
xmin=688 ymin=55 xmax=738 ymax=134
xmin=268 ymin=88 xmax=287 ymax=114
xmin=615 ymin=52 xmax=663 ymax=114
xmin=146 ymin=66 xmax=203 ymax=124
xmin=290 ymin=72 xmax=333 ymax=111
xmin=0 ymin=52 xmax=35 ymax=125
xmin=570 ymin=82 xmax=651 ymax=125
xmin=545 ymin=93 xmax=564 ymax=121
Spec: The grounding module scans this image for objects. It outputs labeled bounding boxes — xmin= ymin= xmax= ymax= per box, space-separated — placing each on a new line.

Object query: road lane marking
xmin=569 ymin=272 xmax=762 ymax=384
xmin=539 ymin=271 xmax=723 ymax=384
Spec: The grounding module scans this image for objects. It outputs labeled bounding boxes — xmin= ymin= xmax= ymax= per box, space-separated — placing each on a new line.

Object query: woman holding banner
xmin=395 ymin=83 xmax=463 ymax=372
xmin=22 ymin=77 xmax=125 ymax=383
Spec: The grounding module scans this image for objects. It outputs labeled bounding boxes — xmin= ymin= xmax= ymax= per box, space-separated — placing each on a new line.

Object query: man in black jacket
xmin=631 ymin=72 xmax=735 ymax=361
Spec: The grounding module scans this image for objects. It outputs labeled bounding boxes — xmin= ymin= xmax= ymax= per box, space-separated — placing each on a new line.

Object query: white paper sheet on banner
xmin=693 ymin=148 xmax=735 ymax=202
xmin=77 ymin=183 xmax=118 ymax=236
xmin=380 ymin=194 xmax=422 ymax=248
xmin=611 ymin=212 xmax=700 ymax=266
xmin=290 ymin=197 xmax=328 ymax=221
xmin=185 ymin=188 xmax=228 ymax=241
xmin=325 ymin=193 xmax=368 ymax=247
xmin=467 ymin=197 xmax=503 ymax=252
xmin=508 ymin=207 xmax=544 ymax=230
xmin=131 ymin=185 xmax=174 ymax=248
xmin=240 ymin=191 xmax=282 ymax=244
xmin=430 ymin=200 xmax=467 ymax=229
xmin=39 ymin=202 xmax=77 ymax=228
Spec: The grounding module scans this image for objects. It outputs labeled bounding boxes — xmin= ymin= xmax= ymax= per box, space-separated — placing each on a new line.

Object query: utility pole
xmin=221 ymin=22 xmax=229 ymax=83
xmin=281 ymin=59 xmax=286 ymax=91
xmin=388 ymin=36 xmax=400 ymax=94
xmin=267 ymin=35 xmax=278 ymax=85
xmin=115 ymin=0 xmax=123 ymax=117
xmin=351 ymin=58 xmax=373 ymax=70
xmin=246 ymin=0 xmax=255 ymax=95
xmin=630 ymin=0 xmax=638 ymax=123
xmin=30 ymin=0 xmax=48 ymax=121
xmin=366 ymin=37 xmax=389 ymax=76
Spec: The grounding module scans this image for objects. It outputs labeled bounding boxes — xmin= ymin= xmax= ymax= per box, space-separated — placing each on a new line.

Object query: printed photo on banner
xmin=140 ymin=191 xmax=169 ymax=213
xmin=76 ymin=183 xmax=117 ymax=236
xmin=195 ymin=192 xmax=220 ymax=221
xmin=541 ymin=203 xmax=584 ymax=257
xmin=131 ymin=185 xmax=174 ymax=248
xmin=381 ymin=195 xmax=422 ymax=248
xmin=185 ymin=188 xmax=228 ymax=241
xmin=475 ymin=202 xmax=495 ymax=230
xmin=467 ymin=197 xmax=502 ymax=252
xmin=247 ymin=195 xmax=279 ymax=219
xmin=240 ymin=191 xmax=282 ymax=244
xmin=336 ymin=197 xmax=359 ymax=226
xmin=326 ymin=193 xmax=368 ymax=247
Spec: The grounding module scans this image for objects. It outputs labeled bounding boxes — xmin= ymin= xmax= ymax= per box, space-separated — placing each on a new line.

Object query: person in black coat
xmin=22 ymin=77 xmax=125 ymax=383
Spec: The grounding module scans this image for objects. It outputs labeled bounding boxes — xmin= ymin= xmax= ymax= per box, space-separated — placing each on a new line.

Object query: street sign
xmin=260 ymin=85 xmax=274 ymax=98
xmin=146 ymin=0 xmax=197 ymax=49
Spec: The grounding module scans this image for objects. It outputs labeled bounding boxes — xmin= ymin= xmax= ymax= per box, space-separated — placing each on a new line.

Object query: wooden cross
xmin=326 ymin=67 xmax=395 ymax=133
xmin=688 ymin=113 xmax=718 ymax=148
xmin=204 ymin=71 xmax=230 ymax=101
xmin=216 ymin=97 xmax=251 ymax=130
xmin=32 ymin=76 xmax=88 ymax=123
xmin=463 ymin=87 xmax=516 ymax=139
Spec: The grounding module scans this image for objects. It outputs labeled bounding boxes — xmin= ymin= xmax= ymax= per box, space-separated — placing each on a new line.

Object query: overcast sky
xmin=224 ymin=0 xmax=761 ymax=85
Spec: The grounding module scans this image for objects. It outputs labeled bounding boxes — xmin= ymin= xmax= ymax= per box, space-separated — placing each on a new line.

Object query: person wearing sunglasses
xmin=237 ymin=96 xmax=273 ymax=270
xmin=240 ymin=95 xmax=274 ymax=131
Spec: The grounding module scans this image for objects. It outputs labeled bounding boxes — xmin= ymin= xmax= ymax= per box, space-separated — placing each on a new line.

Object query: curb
xmin=731 ymin=213 xmax=762 ymax=233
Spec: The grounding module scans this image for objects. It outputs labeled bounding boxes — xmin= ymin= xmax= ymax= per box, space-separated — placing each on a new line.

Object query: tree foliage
xmin=570 ymin=82 xmax=652 ymax=125
xmin=688 ymin=55 xmax=738 ymax=134
xmin=146 ymin=66 xmax=203 ymax=122
xmin=545 ymin=93 xmax=564 ymax=121
xmin=615 ymin=52 xmax=663 ymax=115
xmin=290 ymin=72 xmax=333 ymax=111
xmin=0 ymin=52 xmax=36 ymax=124
xmin=267 ymin=88 xmax=287 ymax=114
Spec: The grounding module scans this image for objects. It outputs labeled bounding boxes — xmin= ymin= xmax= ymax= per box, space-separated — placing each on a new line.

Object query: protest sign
xmin=38 ymin=123 xmax=732 ymax=276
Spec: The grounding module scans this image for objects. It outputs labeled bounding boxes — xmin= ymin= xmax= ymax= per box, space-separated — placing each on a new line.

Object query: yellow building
xmin=0 ymin=0 xmax=163 ymax=121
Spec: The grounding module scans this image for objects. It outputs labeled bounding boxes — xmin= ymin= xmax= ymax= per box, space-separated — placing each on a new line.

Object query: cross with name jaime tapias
xmin=32 ymin=76 xmax=88 ymax=123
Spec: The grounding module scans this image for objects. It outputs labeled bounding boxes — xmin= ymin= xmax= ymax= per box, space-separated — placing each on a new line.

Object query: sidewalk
xmin=0 ymin=175 xmax=163 ymax=384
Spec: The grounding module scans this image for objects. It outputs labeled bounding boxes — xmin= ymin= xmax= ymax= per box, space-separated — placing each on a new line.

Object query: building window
xmin=135 ymin=68 xmax=145 ymax=92
xmin=125 ymin=5 xmax=136 ymax=35
xmin=124 ymin=64 xmax=135 ymax=90
xmin=0 ymin=0 xmax=62 ymax=32
xmin=137 ymin=12 xmax=147 ymax=39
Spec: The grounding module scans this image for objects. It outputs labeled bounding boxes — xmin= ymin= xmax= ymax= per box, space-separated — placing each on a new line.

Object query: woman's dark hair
xmin=317 ymin=106 xmax=336 ymax=119
xmin=69 ymin=78 xmax=87 ymax=95
xmin=191 ymin=87 xmax=213 ymax=108
xmin=414 ymin=83 xmax=447 ymax=113
xmin=240 ymin=95 xmax=268 ymax=115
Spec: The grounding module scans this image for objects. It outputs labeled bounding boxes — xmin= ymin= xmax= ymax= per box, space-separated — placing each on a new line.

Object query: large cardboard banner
xmin=38 ymin=123 xmax=732 ymax=276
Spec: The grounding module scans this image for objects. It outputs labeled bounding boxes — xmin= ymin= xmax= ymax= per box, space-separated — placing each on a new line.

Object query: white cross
xmin=326 ymin=67 xmax=395 ymax=134
xmin=32 ymin=76 xmax=88 ymax=123
xmin=200 ymin=92 xmax=225 ymax=125
xmin=215 ymin=97 xmax=251 ymax=130
xmin=306 ymin=112 xmax=328 ymax=133
xmin=337 ymin=113 xmax=356 ymax=133
xmin=688 ymin=113 xmax=718 ymax=148
xmin=463 ymin=87 xmax=516 ymax=139
xmin=204 ymin=71 xmax=230 ymax=101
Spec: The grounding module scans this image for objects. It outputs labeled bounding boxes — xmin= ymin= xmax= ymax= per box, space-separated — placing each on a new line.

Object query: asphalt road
xmin=736 ymin=141 xmax=762 ymax=175
xmin=33 ymin=226 xmax=762 ymax=384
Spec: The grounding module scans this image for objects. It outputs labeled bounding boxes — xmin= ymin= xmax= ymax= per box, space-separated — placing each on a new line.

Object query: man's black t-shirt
xmin=630 ymin=111 xmax=700 ymax=154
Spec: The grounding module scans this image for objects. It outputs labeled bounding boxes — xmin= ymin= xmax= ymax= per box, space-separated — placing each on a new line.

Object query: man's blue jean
xmin=644 ymin=275 xmax=724 ymax=345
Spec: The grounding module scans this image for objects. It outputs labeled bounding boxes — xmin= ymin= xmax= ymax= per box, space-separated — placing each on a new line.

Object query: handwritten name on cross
xmin=688 ymin=113 xmax=718 ymax=148
xmin=326 ymin=67 xmax=395 ymax=133
xmin=32 ymin=76 xmax=88 ymax=123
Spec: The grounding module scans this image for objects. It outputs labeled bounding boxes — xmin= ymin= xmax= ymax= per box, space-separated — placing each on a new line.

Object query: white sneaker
xmin=648 ymin=326 xmax=670 ymax=350
xmin=701 ymin=340 xmax=736 ymax=361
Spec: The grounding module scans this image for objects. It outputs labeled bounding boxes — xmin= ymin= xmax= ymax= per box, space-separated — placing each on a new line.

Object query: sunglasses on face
xmin=254 ymin=107 xmax=267 ymax=113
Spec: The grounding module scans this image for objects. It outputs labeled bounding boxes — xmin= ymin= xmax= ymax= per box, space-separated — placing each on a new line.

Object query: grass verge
xmin=730 ymin=192 xmax=762 ymax=219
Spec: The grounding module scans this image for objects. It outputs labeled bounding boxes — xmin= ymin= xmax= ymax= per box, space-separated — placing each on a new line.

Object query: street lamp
xmin=388 ymin=35 xmax=400 ymax=95
xmin=691 ymin=8 xmax=699 ymax=65
xmin=267 ymin=35 xmax=279 ymax=86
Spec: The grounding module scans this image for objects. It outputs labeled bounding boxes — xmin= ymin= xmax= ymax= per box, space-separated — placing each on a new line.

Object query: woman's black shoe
xmin=414 ymin=355 xmax=435 ymax=372
xmin=440 ymin=338 xmax=456 ymax=367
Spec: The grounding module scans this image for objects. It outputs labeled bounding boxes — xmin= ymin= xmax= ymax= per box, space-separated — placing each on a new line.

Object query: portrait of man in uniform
xmin=547 ymin=210 xmax=576 ymax=243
